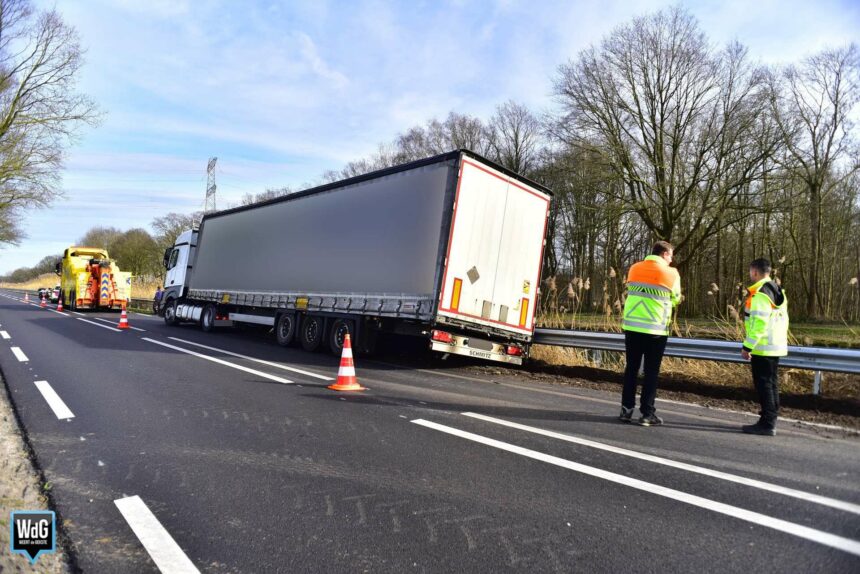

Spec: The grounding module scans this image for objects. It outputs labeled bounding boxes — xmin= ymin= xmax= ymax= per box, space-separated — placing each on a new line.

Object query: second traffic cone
xmin=24 ymin=292 xmax=29 ymax=303
xmin=56 ymin=298 xmax=63 ymax=312
xmin=117 ymin=304 xmax=130 ymax=329
xmin=40 ymin=294 xmax=46 ymax=308
xmin=328 ymin=334 xmax=365 ymax=391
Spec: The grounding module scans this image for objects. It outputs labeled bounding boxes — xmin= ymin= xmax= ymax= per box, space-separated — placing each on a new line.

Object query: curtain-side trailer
xmin=160 ymin=150 xmax=551 ymax=365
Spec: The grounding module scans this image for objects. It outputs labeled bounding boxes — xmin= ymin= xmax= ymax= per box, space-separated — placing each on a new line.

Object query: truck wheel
xmin=200 ymin=304 xmax=216 ymax=332
xmin=328 ymin=319 xmax=353 ymax=356
xmin=164 ymin=298 xmax=179 ymax=326
xmin=300 ymin=315 xmax=324 ymax=352
xmin=69 ymin=290 xmax=76 ymax=311
xmin=275 ymin=313 xmax=296 ymax=347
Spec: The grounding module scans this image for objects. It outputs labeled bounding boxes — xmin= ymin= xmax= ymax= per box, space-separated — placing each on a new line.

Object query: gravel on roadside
xmin=0 ymin=373 xmax=72 ymax=573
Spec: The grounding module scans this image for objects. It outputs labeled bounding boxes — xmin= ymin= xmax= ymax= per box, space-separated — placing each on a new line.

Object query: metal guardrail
xmin=534 ymin=328 xmax=860 ymax=395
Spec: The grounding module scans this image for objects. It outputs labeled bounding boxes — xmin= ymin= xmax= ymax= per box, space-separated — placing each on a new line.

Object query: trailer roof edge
xmin=202 ymin=149 xmax=552 ymax=221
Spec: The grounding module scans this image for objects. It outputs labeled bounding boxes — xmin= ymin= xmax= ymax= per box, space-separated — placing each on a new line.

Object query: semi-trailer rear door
xmin=436 ymin=154 xmax=550 ymax=337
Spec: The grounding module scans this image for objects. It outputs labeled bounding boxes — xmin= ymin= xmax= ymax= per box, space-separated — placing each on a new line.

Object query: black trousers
xmin=622 ymin=331 xmax=668 ymax=416
xmin=750 ymin=355 xmax=780 ymax=428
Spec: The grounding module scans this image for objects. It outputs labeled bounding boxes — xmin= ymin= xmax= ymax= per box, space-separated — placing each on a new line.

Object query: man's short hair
xmin=651 ymin=241 xmax=673 ymax=256
xmin=750 ymin=258 xmax=772 ymax=275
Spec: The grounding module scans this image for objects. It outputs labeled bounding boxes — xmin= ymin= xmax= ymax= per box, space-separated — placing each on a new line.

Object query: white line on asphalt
xmin=114 ymin=495 xmax=200 ymax=574
xmin=462 ymin=412 xmax=860 ymax=516
xmin=142 ymin=338 xmax=293 ymax=384
xmin=167 ymin=336 xmax=334 ymax=381
xmin=76 ymin=317 xmax=122 ymax=332
xmin=92 ymin=317 xmax=146 ymax=332
xmin=0 ymin=331 xmax=9 ymax=339
xmin=71 ymin=311 xmax=85 ymax=316
xmin=34 ymin=381 xmax=75 ymax=420
xmin=412 ymin=418 xmax=860 ymax=558
xmin=10 ymin=346 xmax=28 ymax=362
xmin=48 ymin=309 xmax=67 ymax=316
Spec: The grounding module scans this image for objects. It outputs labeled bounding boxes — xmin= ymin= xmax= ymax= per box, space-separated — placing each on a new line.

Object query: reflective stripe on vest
xmin=744 ymin=280 xmax=789 ymax=357
xmin=622 ymin=257 xmax=679 ymax=336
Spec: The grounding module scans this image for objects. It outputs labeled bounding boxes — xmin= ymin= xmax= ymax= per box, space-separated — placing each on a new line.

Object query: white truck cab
xmin=162 ymin=229 xmax=197 ymax=306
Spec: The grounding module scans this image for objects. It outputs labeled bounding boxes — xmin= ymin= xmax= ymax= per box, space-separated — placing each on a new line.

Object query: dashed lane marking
xmin=92 ymin=316 xmax=146 ymax=332
xmin=412 ymin=418 xmax=860 ymax=558
xmin=10 ymin=346 xmax=28 ymax=362
xmin=166 ymin=336 xmax=333 ymax=381
xmin=34 ymin=381 xmax=75 ymax=420
xmin=142 ymin=338 xmax=293 ymax=384
xmin=114 ymin=495 xmax=200 ymax=574
xmin=76 ymin=317 xmax=122 ymax=332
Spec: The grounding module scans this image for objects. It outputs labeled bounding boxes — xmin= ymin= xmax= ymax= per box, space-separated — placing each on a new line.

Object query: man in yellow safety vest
xmin=619 ymin=241 xmax=682 ymax=426
xmin=741 ymin=258 xmax=789 ymax=436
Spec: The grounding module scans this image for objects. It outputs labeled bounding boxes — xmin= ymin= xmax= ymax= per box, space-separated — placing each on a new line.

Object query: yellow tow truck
xmin=55 ymin=247 xmax=131 ymax=311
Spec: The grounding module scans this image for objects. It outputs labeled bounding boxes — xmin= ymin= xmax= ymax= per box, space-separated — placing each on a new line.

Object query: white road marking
xmin=48 ymin=309 xmax=67 ymax=316
xmin=71 ymin=311 xmax=85 ymax=316
xmin=0 ymin=331 xmax=10 ymax=339
xmin=10 ymin=347 xmax=28 ymax=362
xmin=114 ymin=495 xmax=200 ymax=574
xmin=142 ymin=338 xmax=293 ymax=384
xmin=33 ymin=381 xmax=75 ymax=420
xmin=77 ymin=317 xmax=122 ymax=332
xmin=92 ymin=317 xmax=146 ymax=332
xmin=167 ymin=336 xmax=333 ymax=381
xmin=462 ymin=412 xmax=860 ymax=516
xmin=412 ymin=418 xmax=860 ymax=558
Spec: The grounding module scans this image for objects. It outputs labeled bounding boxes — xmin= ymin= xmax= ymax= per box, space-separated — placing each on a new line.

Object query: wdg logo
xmin=10 ymin=511 xmax=55 ymax=564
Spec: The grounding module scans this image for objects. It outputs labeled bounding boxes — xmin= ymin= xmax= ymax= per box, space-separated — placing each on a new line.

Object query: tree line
xmin=318 ymin=7 xmax=860 ymax=322
xmin=0 ymin=211 xmax=201 ymax=283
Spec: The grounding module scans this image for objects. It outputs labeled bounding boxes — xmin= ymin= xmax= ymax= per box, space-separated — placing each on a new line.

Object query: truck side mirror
xmin=54 ymin=261 xmax=61 ymax=275
xmin=163 ymin=247 xmax=172 ymax=269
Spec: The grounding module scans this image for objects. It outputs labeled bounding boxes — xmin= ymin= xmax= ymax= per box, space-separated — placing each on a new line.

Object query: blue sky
xmin=2 ymin=0 xmax=858 ymax=274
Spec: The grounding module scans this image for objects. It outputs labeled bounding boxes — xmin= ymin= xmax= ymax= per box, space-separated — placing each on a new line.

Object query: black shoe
xmin=618 ymin=407 xmax=634 ymax=423
xmin=638 ymin=414 xmax=663 ymax=426
xmin=742 ymin=423 xmax=776 ymax=436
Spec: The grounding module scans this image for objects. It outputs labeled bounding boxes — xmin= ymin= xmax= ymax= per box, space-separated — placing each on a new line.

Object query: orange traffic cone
xmin=117 ymin=304 xmax=130 ymax=329
xmin=57 ymin=298 xmax=63 ymax=312
xmin=40 ymin=294 xmax=46 ymax=308
xmin=24 ymin=292 xmax=29 ymax=303
xmin=327 ymin=334 xmax=365 ymax=391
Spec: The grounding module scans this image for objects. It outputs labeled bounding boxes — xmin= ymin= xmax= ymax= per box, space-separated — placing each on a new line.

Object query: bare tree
xmin=0 ymin=0 xmax=99 ymax=245
xmin=77 ymin=225 xmax=123 ymax=250
xmin=551 ymin=6 xmax=775 ymax=268
xmin=240 ymin=186 xmax=294 ymax=206
xmin=486 ymin=100 xmax=541 ymax=174
xmin=767 ymin=44 xmax=860 ymax=316
xmin=151 ymin=211 xmax=202 ymax=248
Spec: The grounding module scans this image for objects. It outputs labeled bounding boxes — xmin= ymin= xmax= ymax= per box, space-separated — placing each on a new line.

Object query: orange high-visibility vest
xmin=622 ymin=255 xmax=682 ymax=336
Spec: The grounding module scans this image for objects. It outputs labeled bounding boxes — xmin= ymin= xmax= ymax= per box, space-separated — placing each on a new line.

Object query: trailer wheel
xmin=200 ymin=304 xmax=216 ymax=332
xmin=164 ymin=298 xmax=179 ymax=326
xmin=69 ymin=290 xmax=76 ymax=311
xmin=328 ymin=319 xmax=353 ymax=356
xmin=300 ymin=315 xmax=324 ymax=352
xmin=275 ymin=313 xmax=296 ymax=347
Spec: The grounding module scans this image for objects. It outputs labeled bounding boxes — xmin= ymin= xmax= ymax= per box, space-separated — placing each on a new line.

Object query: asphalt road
xmin=1 ymin=290 xmax=858 ymax=573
